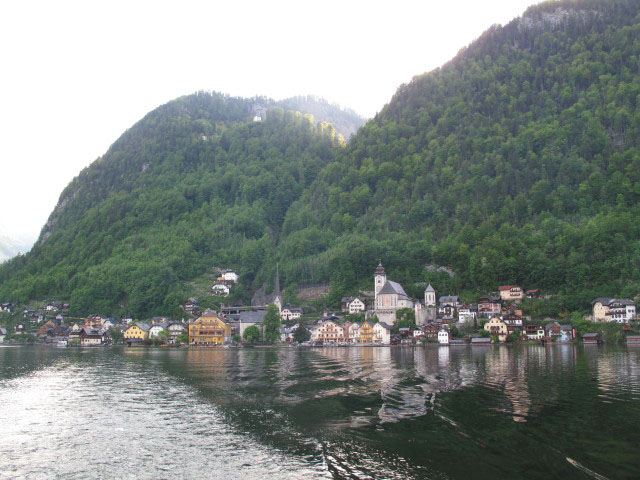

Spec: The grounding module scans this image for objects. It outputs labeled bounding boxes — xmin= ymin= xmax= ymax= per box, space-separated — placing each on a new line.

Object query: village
xmin=1 ymin=263 xmax=639 ymax=348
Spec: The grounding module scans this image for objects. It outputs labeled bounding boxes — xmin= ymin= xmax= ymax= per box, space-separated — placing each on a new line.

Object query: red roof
xmin=498 ymin=285 xmax=520 ymax=291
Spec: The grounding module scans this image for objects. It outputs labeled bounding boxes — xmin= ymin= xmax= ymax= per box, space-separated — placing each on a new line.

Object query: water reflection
xmin=1 ymin=345 xmax=640 ymax=479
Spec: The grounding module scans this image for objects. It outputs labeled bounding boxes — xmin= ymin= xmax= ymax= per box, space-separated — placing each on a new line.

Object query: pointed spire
xmin=274 ymin=263 xmax=281 ymax=297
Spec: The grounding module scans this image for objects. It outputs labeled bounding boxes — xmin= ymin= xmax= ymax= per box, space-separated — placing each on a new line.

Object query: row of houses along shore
xmin=3 ymin=263 xmax=639 ymax=347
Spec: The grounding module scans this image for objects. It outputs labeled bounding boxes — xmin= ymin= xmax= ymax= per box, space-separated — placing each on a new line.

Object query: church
xmin=373 ymin=263 xmax=436 ymax=325
xmin=374 ymin=263 xmax=413 ymax=325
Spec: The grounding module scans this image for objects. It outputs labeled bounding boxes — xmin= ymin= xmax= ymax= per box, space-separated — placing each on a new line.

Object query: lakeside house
xmin=438 ymin=330 xmax=449 ymax=344
xmin=583 ymin=333 xmax=603 ymax=344
xmin=523 ymin=323 xmax=545 ymax=340
xmin=484 ymin=316 xmax=508 ymax=342
xmin=0 ymin=327 xmax=7 ymax=342
xmin=545 ymin=322 xmax=575 ymax=341
xmin=188 ymin=310 xmax=231 ymax=345
xmin=124 ymin=323 xmax=151 ymax=342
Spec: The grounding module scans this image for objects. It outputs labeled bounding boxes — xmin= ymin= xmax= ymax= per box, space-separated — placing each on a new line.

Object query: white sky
xmin=0 ymin=0 xmax=540 ymax=244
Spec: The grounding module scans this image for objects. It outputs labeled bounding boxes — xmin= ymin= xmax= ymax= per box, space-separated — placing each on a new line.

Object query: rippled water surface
xmin=1 ymin=344 xmax=639 ymax=479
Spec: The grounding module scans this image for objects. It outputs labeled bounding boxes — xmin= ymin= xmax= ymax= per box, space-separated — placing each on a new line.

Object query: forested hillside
xmin=0 ymin=93 xmax=343 ymax=316
xmin=1 ymin=0 xmax=639 ymax=317
xmin=277 ymin=0 xmax=640 ymax=310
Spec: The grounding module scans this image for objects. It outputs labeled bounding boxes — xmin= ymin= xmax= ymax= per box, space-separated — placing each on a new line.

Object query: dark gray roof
xmin=0 ymin=327 xmax=7 ymax=335
xmin=135 ymin=322 xmax=151 ymax=331
xmin=239 ymin=311 xmax=266 ymax=324
xmin=439 ymin=296 xmax=459 ymax=304
xmin=425 ymin=284 xmax=435 ymax=292
xmin=377 ymin=322 xmax=392 ymax=331
xmin=378 ymin=280 xmax=408 ymax=297
xmin=583 ymin=333 xmax=599 ymax=338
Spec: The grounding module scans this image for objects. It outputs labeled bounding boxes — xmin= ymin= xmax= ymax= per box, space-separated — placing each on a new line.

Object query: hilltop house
xmin=498 ymin=286 xmax=523 ymax=302
xmin=280 ymin=307 xmax=302 ymax=322
xmin=212 ymin=283 xmax=230 ymax=297
xmin=221 ymin=269 xmax=239 ymax=284
xmin=373 ymin=263 xmax=414 ymax=325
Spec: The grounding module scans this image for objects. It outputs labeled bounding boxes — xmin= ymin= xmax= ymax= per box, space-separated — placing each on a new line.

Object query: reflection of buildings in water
xmin=483 ymin=347 xmax=531 ymax=423
xmin=595 ymin=348 xmax=640 ymax=398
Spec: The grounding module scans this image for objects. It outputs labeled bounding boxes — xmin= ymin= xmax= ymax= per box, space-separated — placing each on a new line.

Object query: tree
xmin=263 ymin=304 xmax=281 ymax=344
xmin=176 ymin=333 xmax=189 ymax=344
xmin=393 ymin=308 xmax=416 ymax=333
xmin=231 ymin=334 xmax=241 ymax=343
xmin=243 ymin=325 xmax=260 ymax=343
xmin=157 ymin=330 xmax=170 ymax=344
xmin=108 ymin=327 xmax=123 ymax=344
xmin=293 ymin=324 xmax=311 ymax=343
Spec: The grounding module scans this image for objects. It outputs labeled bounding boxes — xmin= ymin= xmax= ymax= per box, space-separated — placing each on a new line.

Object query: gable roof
xmin=239 ymin=311 xmax=266 ymax=324
xmin=378 ymin=280 xmax=407 ymax=297
xmin=498 ymin=285 xmax=521 ymax=291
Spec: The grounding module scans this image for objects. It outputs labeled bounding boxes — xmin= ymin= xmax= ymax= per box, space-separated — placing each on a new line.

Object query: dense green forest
xmin=1 ymin=0 xmax=639 ymax=317
xmin=278 ymin=0 xmax=640 ymax=311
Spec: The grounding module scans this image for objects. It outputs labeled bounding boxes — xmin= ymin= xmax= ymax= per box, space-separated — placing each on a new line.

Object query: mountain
xmin=1 ymin=0 xmax=639 ymax=317
xmin=275 ymin=0 xmax=640 ymax=309
xmin=0 ymin=93 xmax=347 ymax=316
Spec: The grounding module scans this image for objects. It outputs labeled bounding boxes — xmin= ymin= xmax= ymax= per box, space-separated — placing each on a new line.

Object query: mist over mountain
xmin=1 ymin=0 xmax=638 ymax=317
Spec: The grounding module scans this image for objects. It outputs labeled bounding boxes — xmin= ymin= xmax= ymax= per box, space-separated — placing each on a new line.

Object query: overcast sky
xmin=0 ymin=0 xmax=541 ymax=245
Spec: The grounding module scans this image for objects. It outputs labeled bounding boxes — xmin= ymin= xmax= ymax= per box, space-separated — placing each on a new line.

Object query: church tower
xmin=273 ymin=264 xmax=282 ymax=313
xmin=374 ymin=263 xmax=387 ymax=301
xmin=425 ymin=284 xmax=436 ymax=307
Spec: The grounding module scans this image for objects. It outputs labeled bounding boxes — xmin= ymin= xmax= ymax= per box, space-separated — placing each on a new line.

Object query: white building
xmin=280 ymin=307 xmax=302 ymax=321
xmin=221 ymin=269 xmax=239 ymax=284
xmin=458 ymin=306 xmax=476 ymax=324
xmin=373 ymin=322 xmax=392 ymax=344
xmin=438 ymin=329 xmax=450 ymax=344
xmin=149 ymin=323 xmax=169 ymax=339
xmin=347 ymin=297 xmax=365 ymax=314
xmin=212 ymin=284 xmax=230 ymax=297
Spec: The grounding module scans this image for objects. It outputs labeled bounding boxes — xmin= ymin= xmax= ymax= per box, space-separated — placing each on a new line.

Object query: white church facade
xmin=373 ymin=263 xmax=435 ymax=326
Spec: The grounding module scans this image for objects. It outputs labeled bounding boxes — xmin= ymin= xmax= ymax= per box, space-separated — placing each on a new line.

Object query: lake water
xmin=0 ymin=344 xmax=639 ymax=479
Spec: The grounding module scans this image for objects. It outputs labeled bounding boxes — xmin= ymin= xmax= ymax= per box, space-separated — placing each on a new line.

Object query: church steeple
xmin=374 ymin=262 xmax=387 ymax=300
xmin=273 ymin=263 xmax=282 ymax=312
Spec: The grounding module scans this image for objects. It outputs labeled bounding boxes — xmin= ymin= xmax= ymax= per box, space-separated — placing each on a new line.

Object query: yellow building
xmin=484 ymin=316 xmax=508 ymax=342
xmin=189 ymin=310 xmax=231 ymax=345
xmin=124 ymin=323 xmax=150 ymax=341
xmin=358 ymin=321 xmax=375 ymax=343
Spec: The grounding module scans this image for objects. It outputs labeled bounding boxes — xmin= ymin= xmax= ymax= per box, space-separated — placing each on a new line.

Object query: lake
xmin=0 ymin=344 xmax=639 ymax=479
